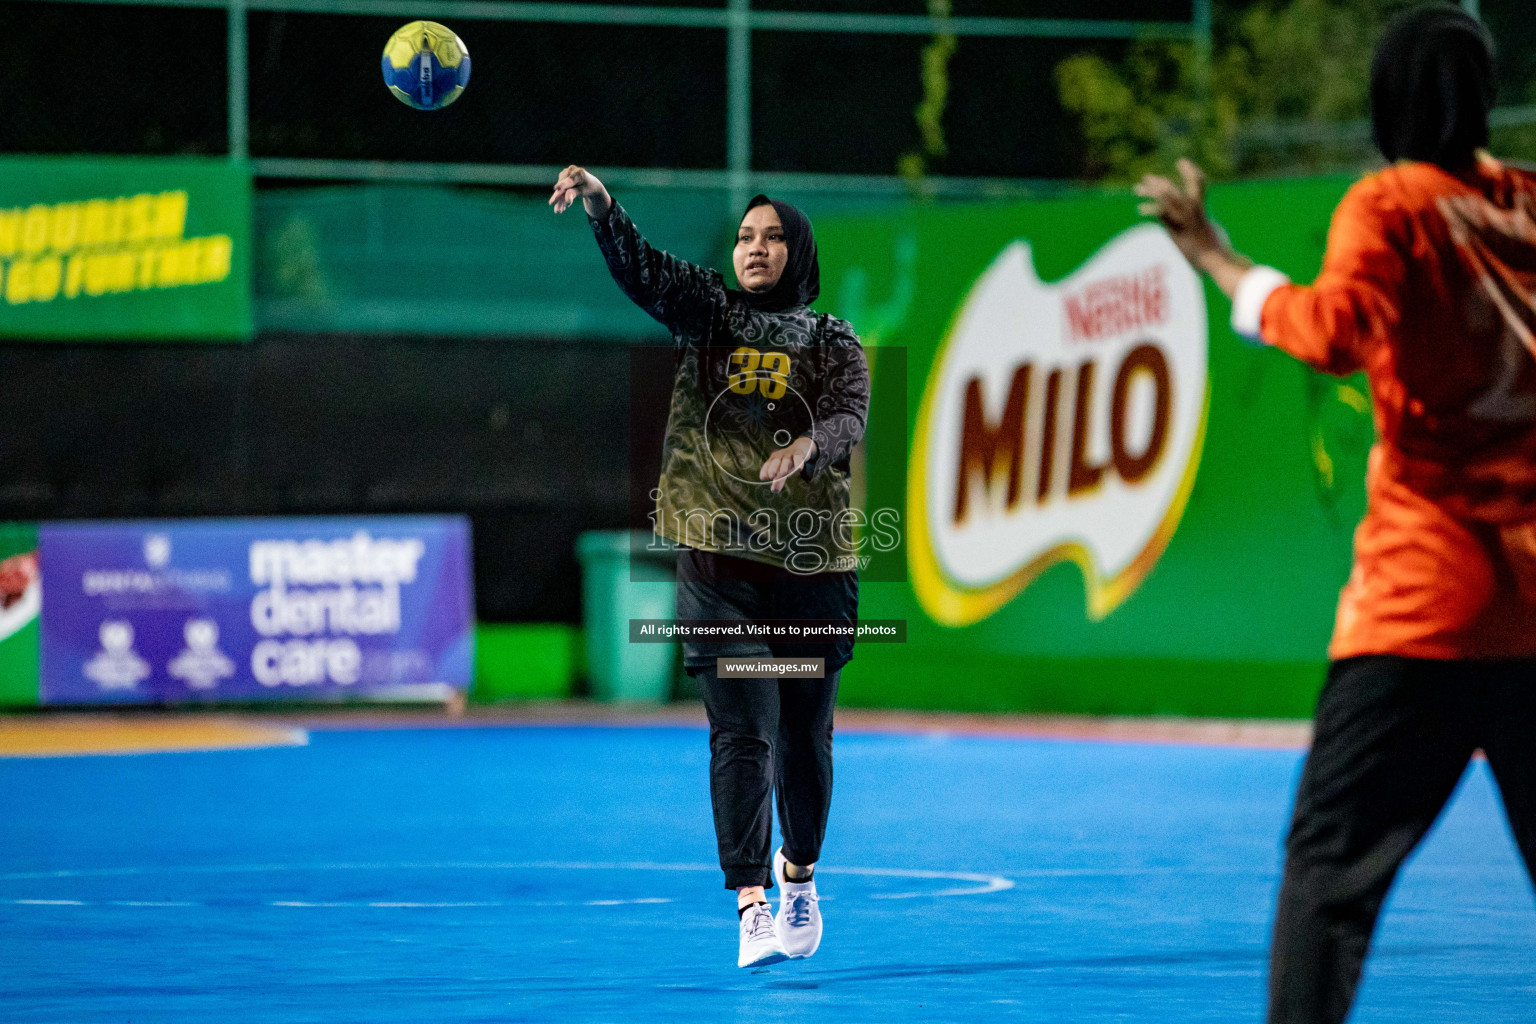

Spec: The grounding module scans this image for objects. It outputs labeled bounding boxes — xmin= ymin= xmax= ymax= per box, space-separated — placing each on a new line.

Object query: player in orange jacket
xmin=1137 ymin=6 xmax=1536 ymax=1023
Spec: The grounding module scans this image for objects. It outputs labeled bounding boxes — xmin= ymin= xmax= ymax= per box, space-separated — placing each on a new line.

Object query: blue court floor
xmin=2 ymin=723 xmax=1533 ymax=1023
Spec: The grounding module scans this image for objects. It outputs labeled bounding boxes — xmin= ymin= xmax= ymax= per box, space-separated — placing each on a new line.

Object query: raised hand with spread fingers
xmin=1134 ymin=157 xmax=1252 ymax=298
xmin=549 ymin=164 xmax=612 ymax=219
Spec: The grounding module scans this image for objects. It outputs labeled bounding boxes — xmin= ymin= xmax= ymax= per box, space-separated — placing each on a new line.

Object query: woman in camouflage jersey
xmin=553 ymin=165 xmax=869 ymax=969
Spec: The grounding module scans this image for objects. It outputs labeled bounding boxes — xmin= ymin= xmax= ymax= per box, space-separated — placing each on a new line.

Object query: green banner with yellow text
xmin=0 ymin=157 xmax=251 ymax=341
xmin=817 ymin=176 xmax=1366 ymax=718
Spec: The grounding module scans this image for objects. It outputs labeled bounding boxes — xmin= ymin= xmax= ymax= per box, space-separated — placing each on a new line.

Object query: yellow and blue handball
xmin=382 ymin=21 xmax=471 ymax=110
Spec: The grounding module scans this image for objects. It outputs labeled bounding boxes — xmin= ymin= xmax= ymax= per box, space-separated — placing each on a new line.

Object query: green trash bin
xmin=576 ymin=530 xmax=677 ymax=702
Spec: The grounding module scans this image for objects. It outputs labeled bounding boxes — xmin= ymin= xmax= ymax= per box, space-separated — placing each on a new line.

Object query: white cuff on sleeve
xmin=1230 ymin=266 xmax=1290 ymax=342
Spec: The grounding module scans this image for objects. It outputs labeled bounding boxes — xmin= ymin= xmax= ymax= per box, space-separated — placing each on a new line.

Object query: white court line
xmin=364 ymin=901 xmax=503 ymax=908
xmin=819 ymin=865 xmax=1014 ymax=898
xmin=0 ymin=897 xmax=687 ymax=910
xmin=0 ymin=860 xmax=1221 ymax=884
xmin=0 ymin=860 xmax=1017 ymax=906
xmin=0 ymin=861 xmax=1275 ymax=883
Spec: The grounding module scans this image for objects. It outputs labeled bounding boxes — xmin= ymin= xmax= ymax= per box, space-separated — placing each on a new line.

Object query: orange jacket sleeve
xmin=1259 ymin=176 xmax=1408 ymax=376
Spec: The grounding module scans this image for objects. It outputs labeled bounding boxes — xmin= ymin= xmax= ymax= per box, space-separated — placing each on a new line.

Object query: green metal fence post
xmin=1192 ymin=0 xmax=1212 ymax=104
xmin=727 ymin=0 xmax=752 ymax=216
xmin=228 ymin=0 xmax=248 ymax=161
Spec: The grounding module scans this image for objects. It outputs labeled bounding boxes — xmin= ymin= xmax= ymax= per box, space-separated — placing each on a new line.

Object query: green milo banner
xmin=0 ymin=523 xmax=40 ymax=706
xmin=818 ymin=176 xmax=1368 ymax=718
xmin=0 ymin=157 xmax=252 ymax=340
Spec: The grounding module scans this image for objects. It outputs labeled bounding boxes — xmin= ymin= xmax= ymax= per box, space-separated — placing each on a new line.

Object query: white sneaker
xmin=737 ymin=901 xmax=789 ymax=968
xmin=774 ymin=848 xmax=822 ymax=959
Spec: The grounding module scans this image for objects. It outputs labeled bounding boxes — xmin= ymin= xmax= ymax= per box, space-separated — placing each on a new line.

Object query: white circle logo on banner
xmin=909 ymin=225 xmax=1209 ymax=627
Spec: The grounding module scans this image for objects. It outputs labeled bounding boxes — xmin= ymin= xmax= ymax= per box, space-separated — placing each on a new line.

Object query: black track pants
xmin=1268 ymin=655 xmax=1536 ymax=1024
xmin=697 ymin=666 xmax=839 ymax=890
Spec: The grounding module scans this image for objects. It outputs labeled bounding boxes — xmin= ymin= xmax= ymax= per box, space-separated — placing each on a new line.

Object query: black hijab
xmin=732 ymin=194 xmax=820 ymax=312
xmin=1370 ymin=3 xmax=1496 ymax=170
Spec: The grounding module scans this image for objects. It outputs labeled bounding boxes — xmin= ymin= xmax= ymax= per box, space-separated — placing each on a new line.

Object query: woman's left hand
xmin=1134 ymin=158 xmax=1251 ymax=298
xmin=760 ymin=437 xmax=817 ymax=493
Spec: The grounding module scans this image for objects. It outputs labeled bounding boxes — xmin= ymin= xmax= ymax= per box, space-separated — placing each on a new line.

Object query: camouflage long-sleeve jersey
xmin=590 ymin=200 xmax=870 ymax=575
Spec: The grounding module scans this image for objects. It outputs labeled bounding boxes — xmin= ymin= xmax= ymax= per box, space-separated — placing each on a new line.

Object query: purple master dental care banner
xmin=38 ymin=516 xmax=474 ymax=704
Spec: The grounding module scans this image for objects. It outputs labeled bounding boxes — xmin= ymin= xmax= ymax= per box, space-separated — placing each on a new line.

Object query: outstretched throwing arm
xmin=551 ymin=164 xmax=719 ymax=333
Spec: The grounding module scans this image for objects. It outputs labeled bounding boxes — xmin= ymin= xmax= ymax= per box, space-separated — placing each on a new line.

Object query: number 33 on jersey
xmin=728 ymin=346 xmax=791 ymax=398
